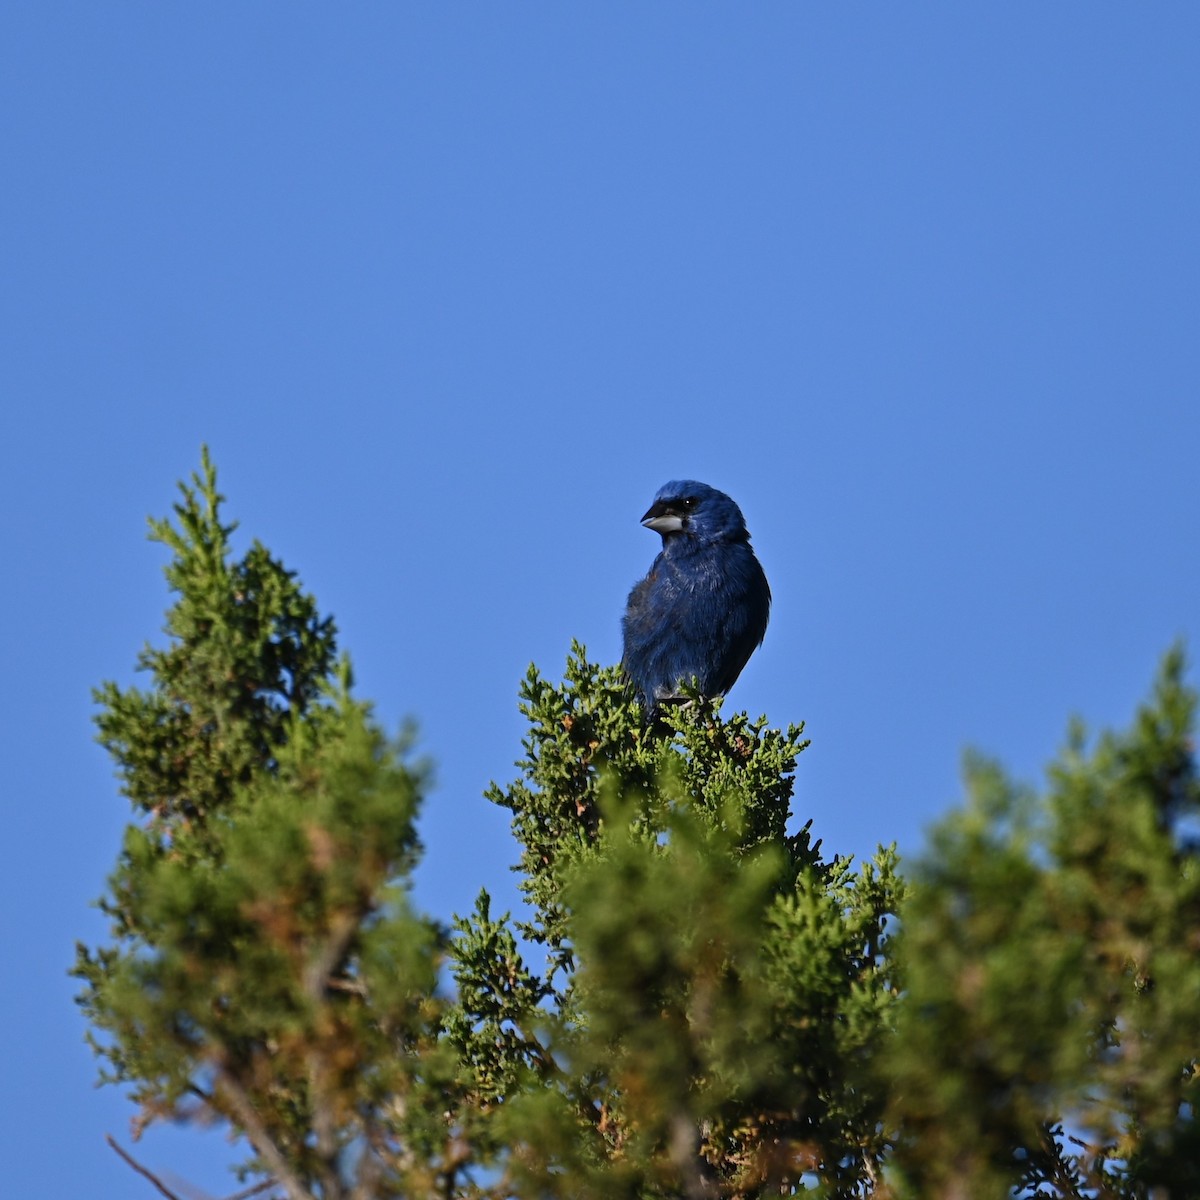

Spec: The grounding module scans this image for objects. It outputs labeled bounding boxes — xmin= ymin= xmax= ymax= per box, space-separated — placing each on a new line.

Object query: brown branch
xmin=186 ymin=1081 xmax=216 ymax=1106
xmin=302 ymin=908 xmax=362 ymax=1002
xmin=224 ymin=1179 xmax=282 ymax=1200
xmin=214 ymin=1067 xmax=313 ymax=1200
xmin=325 ymin=976 xmax=367 ymax=997
xmin=108 ymin=1128 xmax=283 ymax=1200
xmin=301 ymin=908 xmax=366 ymax=1200
xmin=669 ymin=1114 xmax=718 ymax=1200
xmin=106 ymin=1135 xmax=185 ymax=1200
xmin=306 ymin=1057 xmax=345 ymax=1200
xmin=348 ymin=1121 xmax=384 ymax=1200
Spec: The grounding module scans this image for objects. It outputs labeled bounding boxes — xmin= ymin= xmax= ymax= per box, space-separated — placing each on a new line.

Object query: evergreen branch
xmin=225 ymin=1181 xmax=282 ymax=1200
xmin=668 ymin=1114 xmax=718 ymax=1200
xmin=303 ymin=909 xmax=365 ymax=1200
xmin=348 ymin=1121 xmax=384 ymax=1200
xmin=106 ymin=1136 xmax=185 ymax=1200
xmin=303 ymin=908 xmax=363 ymax=1003
xmin=214 ymin=1066 xmax=313 ymax=1200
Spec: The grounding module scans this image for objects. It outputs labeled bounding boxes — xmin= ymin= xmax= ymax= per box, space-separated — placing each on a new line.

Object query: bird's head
xmin=640 ymin=480 xmax=750 ymax=546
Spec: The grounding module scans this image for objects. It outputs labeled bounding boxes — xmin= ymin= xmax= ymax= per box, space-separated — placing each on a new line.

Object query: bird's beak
xmin=641 ymin=501 xmax=684 ymax=535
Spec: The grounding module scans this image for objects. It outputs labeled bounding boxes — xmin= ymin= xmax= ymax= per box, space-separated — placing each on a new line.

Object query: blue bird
xmin=621 ymin=480 xmax=770 ymax=708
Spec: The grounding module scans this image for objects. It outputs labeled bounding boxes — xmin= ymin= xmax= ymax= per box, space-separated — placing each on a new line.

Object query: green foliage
xmin=93 ymin=448 xmax=336 ymax=837
xmin=78 ymin=453 xmax=1200 ymax=1200
xmin=451 ymin=650 xmax=904 ymax=1199
xmin=75 ymin=454 xmax=453 ymax=1199
xmin=885 ymin=649 xmax=1200 ymax=1199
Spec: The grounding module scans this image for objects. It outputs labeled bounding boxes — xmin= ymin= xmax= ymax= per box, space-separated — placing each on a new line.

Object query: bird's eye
xmin=680 ymin=497 xmax=697 ymax=511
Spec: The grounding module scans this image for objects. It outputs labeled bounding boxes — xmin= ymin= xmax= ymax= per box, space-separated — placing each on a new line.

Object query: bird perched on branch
xmin=621 ymin=480 xmax=770 ymax=709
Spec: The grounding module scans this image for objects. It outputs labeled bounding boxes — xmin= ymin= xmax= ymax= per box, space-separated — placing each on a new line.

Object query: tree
xmin=77 ymin=455 xmax=1200 ymax=1199
xmin=75 ymin=452 xmax=454 ymax=1200
xmin=884 ymin=650 xmax=1200 ymax=1199
xmin=448 ymin=652 xmax=901 ymax=1199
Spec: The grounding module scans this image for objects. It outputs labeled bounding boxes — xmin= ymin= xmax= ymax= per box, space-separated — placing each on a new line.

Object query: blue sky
xmin=3 ymin=6 xmax=1199 ymax=1196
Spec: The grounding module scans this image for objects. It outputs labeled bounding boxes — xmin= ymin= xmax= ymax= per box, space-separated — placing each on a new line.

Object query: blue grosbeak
xmin=622 ymin=481 xmax=770 ymax=707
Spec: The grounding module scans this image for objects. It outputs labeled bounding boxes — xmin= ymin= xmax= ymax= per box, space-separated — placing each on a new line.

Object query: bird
xmin=621 ymin=480 xmax=770 ymax=709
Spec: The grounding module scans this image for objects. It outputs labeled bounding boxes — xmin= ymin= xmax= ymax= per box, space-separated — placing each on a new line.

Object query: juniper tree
xmin=448 ymin=654 xmax=904 ymax=1199
xmin=78 ymin=453 xmax=1200 ymax=1200
xmin=78 ymin=454 xmax=904 ymax=1199
xmin=884 ymin=650 xmax=1200 ymax=1200
xmin=74 ymin=452 xmax=456 ymax=1199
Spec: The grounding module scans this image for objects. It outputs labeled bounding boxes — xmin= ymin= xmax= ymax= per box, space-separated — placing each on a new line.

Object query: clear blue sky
xmin=3 ymin=6 xmax=1198 ymax=1196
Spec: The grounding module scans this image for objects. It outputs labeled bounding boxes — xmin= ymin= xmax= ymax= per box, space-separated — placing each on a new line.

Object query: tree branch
xmin=214 ymin=1066 xmax=313 ymax=1200
xmin=106 ymin=1136 xmax=184 ymax=1200
xmin=302 ymin=908 xmax=362 ymax=1003
xmin=301 ymin=909 xmax=363 ymax=1200
xmin=668 ymin=1114 xmax=718 ymax=1200
xmin=225 ymin=1179 xmax=283 ymax=1200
